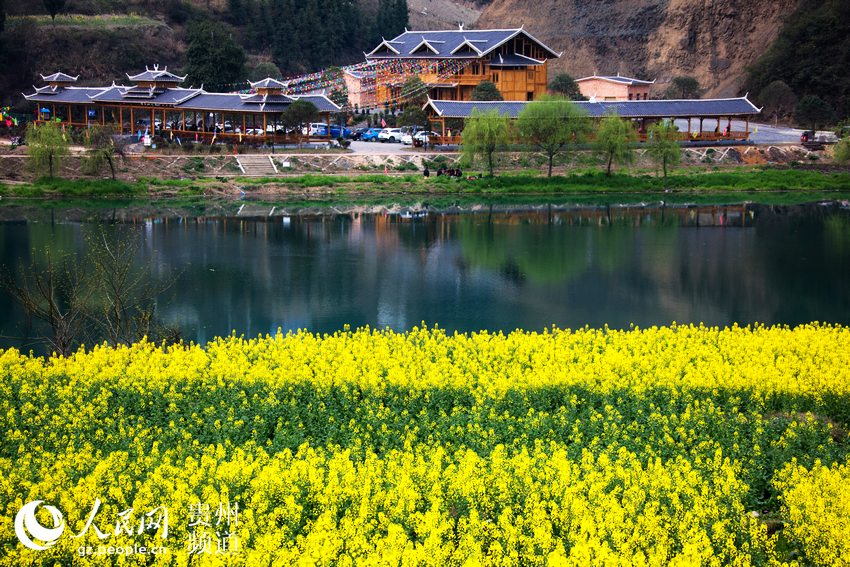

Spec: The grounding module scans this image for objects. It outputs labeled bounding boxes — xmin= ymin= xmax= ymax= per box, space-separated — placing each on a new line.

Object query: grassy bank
xmin=4 ymin=167 xmax=850 ymax=200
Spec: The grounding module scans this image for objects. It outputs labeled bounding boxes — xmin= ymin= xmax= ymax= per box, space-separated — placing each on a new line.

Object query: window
xmin=492 ymin=72 xmax=500 ymax=83
xmin=628 ymin=93 xmax=633 ymax=100
xmin=527 ymin=92 xmax=534 ymax=101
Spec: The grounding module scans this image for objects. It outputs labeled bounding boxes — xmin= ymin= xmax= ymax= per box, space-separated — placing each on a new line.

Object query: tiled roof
xmin=489 ymin=53 xmax=545 ymax=67
xmin=127 ymin=65 xmax=186 ymax=83
xmin=88 ymin=86 xmax=202 ymax=105
xmin=24 ymin=87 xmax=109 ymax=104
xmin=40 ymin=72 xmax=79 ymax=83
xmin=249 ymin=78 xmax=287 ymax=89
xmin=24 ymin=76 xmax=342 ymax=114
xmin=240 ymin=93 xmax=294 ymax=105
xmin=367 ymin=28 xmax=560 ymax=59
xmin=576 ymin=75 xmax=655 ymax=86
xmin=424 ymin=97 xmax=762 ymax=118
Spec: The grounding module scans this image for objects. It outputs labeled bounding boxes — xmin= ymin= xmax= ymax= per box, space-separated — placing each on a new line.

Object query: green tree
xmin=665 ymin=76 xmax=702 ymax=99
xmin=461 ymin=109 xmax=510 ymax=177
xmin=548 ymin=73 xmax=585 ymax=100
xmin=834 ymin=137 xmax=850 ymax=164
xmin=185 ymin=19 xmax=246 ymax=89
xmin=400 ymin=76 xmax=428 ymax=105
xmin=646 ymin=121 xmax=681 ymax=178
xmin=43 ymin=0 xmax=66 ymax=23
xmin=745 ymin=0 xmax=850 ymax=120
xmin=757 ymin=80 xmax=798 ymax=126
xmin=283 ymin=100 xmax=319 ymax=147
xmin=472 ymin=80 xmax=504 ymax=102
xmin=795 ymin=95 xmax=836 ymax=131
xmin=26 ymin=121 xmax=69 ymax=178
xmin=397 ymin=106 xmax=428 ymax=128
xmin=516 ymin=95 xmax=590 ymax=177
xmin=594 ymin=114 xmax=637 ymax=176
xmin=83 ymin=126 xmax=126 ymax=180
xmin=248 ymin=61 xmax=282 ymax=82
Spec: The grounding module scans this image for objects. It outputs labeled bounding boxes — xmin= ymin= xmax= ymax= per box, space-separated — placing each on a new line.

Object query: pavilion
xmin=423 ymin=97 xmax=762 ymax=145
xmin=23 ymin=67 xmax=341 ymax=144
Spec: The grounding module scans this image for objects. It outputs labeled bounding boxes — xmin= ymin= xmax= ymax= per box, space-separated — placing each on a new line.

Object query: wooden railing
xmin=34 ymin=121 xmax=333 ymax=144
xmin=430 ymin=131 xmax=751 ymax=146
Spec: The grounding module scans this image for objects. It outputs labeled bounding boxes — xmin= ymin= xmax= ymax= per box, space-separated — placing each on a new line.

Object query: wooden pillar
xmin=262 ymin=114 xmax=267 ymax=142
xmin=150 ymin=109 xmax=155 ymax=135
xmin=67 ymin=105 xmax=71 ymax=125
xmin=745 ymin=118 xmax=750 ymax=138
xmin=130 ymin=108 xmax=134 ymax=135
xmin=242 ymin=114 xmax=246 ymax=135
xmin=687 ymin=117 xmax=692 ymax=135
xmin=699 ymin=117 xmax=703 ymax=135
xmin=325 ymin=113 xmax=331 ymax=139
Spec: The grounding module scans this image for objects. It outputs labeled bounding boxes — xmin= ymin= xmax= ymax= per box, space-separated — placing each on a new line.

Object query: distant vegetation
xmin=747 ymin=0 xmax=850 ymax=124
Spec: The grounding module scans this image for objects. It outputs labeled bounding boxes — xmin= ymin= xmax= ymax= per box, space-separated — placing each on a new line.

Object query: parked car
xmin=361 ymin=128 xmax=383 ymax=142
xmin=350 ymin=127 xmax=369 ymax=140
xmin=378 ymin=128 xmax=404 ymax=143
xmin=402 ymin=131 xmax=439 ymax=145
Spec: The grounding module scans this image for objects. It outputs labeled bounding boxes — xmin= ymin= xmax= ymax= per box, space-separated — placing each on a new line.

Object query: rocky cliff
xmin=476 ymin=0 xmax=801 ymax=97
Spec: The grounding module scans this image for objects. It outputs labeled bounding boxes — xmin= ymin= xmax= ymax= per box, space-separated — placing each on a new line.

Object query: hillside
xmin=476 ymin=0 xmax=801 ymax=98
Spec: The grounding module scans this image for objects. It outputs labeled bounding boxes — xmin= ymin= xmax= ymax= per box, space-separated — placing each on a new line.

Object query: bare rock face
xmin=476 ymin=0 xmax=800 ymax=97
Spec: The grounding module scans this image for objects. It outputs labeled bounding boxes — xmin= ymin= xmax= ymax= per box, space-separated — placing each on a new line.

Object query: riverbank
xmin=3 ymin=167 xmax=850 ymax=201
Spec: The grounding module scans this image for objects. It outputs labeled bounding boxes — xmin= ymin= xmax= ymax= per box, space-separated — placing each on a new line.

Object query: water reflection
xmin=1 ymin=203 xmax=848 ymax=347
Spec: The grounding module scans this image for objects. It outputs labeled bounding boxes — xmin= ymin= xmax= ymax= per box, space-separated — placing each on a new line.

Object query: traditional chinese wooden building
xmin=23 ymin=67 xmax=341 ymax=144
xmin=423 ymin=97 xmax=762 ymax=145
xmin=366 ymin=27 xmax=560 ymax=104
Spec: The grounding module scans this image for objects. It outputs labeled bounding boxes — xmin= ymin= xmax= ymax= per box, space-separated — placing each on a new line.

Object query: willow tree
xmin=461 ymin=109 xmax=510 ymax=177
xmin=594 ymin=114 xmax=637 ymax=176
xmin=517 ymin=96 xmax=590 ymax=176
xmin=646 ymin=121 xmax=681 ymax=178
xmin=26 ymin=121 xmax=69 ymax=178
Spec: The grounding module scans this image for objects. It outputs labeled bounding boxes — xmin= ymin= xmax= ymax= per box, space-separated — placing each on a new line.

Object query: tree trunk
xmin=49 ymin=152 xmax=54 ymax=178
xmin=107 ymin=155 xmax=115 ymax=180
xmin=606 ymin=153 xmax=613 ymax=176
xmin=548 ymin=154 xmax=553 ymax=177
xmin=487 ymin=150 xmax=494 ymax=177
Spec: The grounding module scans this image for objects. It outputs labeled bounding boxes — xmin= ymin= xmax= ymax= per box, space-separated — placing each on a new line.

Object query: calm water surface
xmin=1 ymin=202 xmax=849 ymax=346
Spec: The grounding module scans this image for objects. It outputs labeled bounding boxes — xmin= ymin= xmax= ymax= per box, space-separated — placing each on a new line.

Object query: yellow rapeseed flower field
xmin=0 ymin=324 xmax=848 ymax=565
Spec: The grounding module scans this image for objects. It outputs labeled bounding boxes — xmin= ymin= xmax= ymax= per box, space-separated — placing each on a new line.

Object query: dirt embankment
xmin=476 ymin=0 xmax=800 ymax=97
xmin=0 ymin=144 xmax=831 ymax=184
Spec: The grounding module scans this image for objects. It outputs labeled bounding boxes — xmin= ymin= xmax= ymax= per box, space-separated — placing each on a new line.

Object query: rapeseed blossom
xmin=0 ymin=324 xmax=848 ymax=565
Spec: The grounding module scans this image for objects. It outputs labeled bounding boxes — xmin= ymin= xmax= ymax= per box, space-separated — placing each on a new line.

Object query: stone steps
xmin=236 ymin=155 xmax=278 ymax=176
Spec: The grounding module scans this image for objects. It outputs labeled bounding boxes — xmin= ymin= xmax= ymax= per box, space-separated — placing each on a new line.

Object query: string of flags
xmin=0 ymin=106 xmax=20 ymax=127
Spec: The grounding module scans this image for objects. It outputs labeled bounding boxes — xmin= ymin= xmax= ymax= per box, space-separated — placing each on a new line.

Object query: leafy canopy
xmin=461 ymin=109 xmax=510 ymax=177
xmin=516 ymin=95 xmax=590 ymax=176
xmin=471 ymin=81 xmax=504 ymax=102
xmin=745 ymin=0 xmax=850 ymax=119
xmin=186 ymin=19 xmax=246 ymax=89
xmin=665 ymin=76 xmax=702 ymax=99
xmin=548 ymin=73 xmax=585 ymax=100
xmin=646 ymin=121 xmax=681 ymax=178
xmin=594 ymin=114 xmax=637 ymax=176
xmin=795 ymin=95 xmax=836 ymax=130
xmin=26 ymin=121 xmax=69 ymax=178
